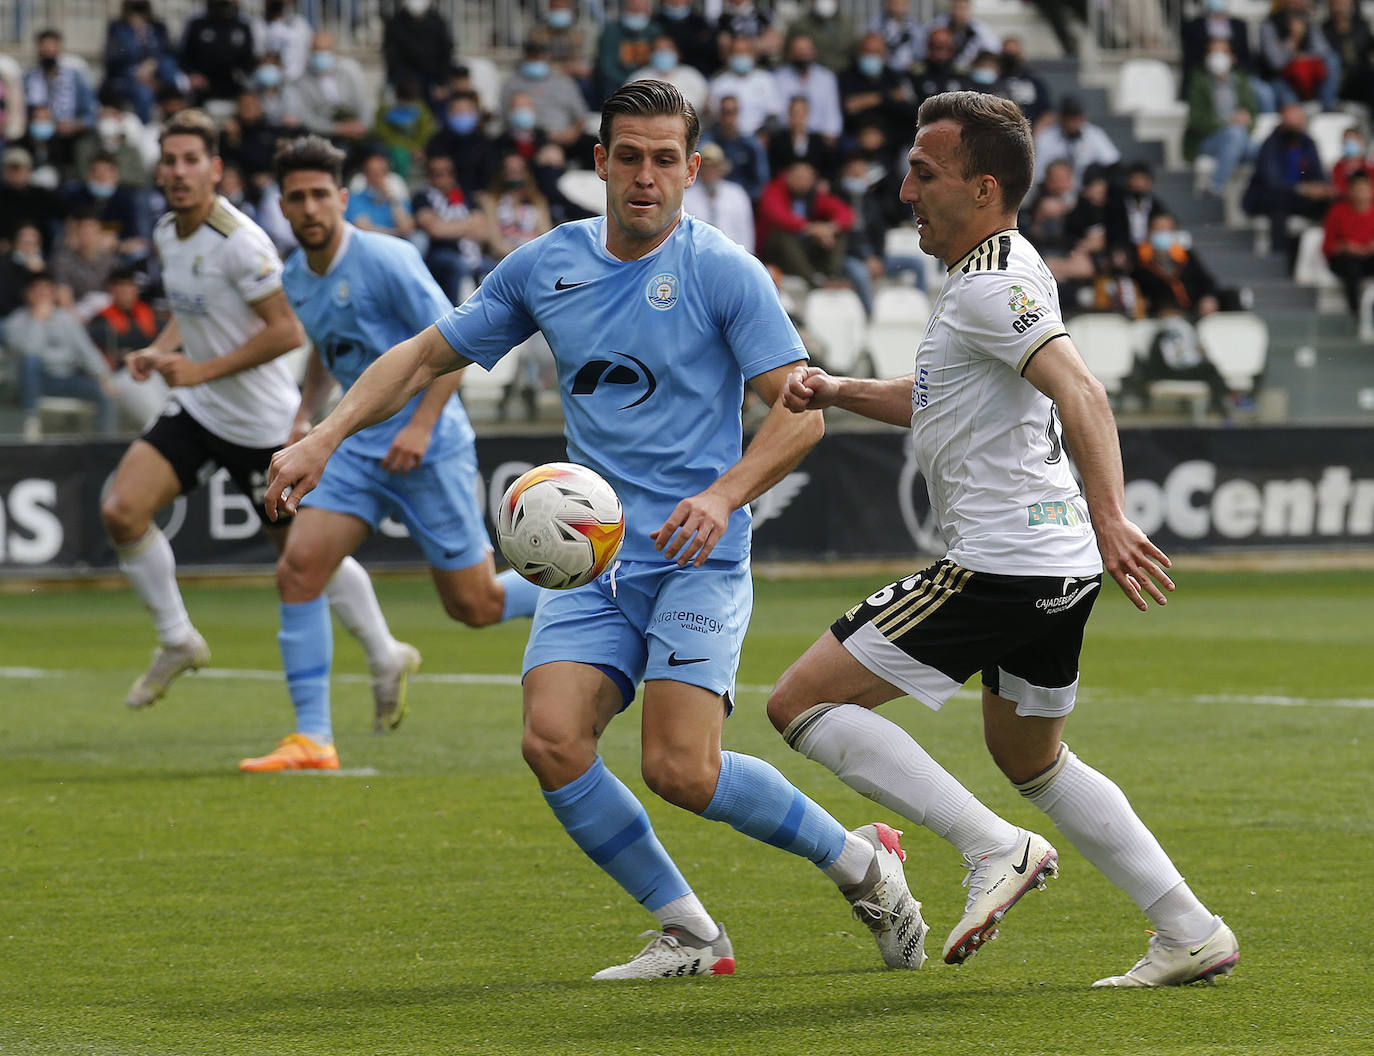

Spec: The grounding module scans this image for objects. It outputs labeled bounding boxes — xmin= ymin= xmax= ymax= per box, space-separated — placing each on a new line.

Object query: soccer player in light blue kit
xmin=265 ymin=82 xmax=925 ymax=977
xmin=239 ymin=135 xmax=542 ymax=773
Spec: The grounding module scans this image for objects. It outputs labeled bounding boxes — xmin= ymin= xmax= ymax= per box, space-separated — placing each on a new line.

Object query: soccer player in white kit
xmin=768 ymin=92 xmax=1239 ymax=987
xmin=100 ymin=109 xmax=414 ymax=734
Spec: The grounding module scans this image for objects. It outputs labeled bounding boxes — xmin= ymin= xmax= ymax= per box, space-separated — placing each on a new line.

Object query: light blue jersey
xmin=435 ymin=214 xmax=806 ymax=563
xmin=284 ymin=225 xmax=473 ymax=461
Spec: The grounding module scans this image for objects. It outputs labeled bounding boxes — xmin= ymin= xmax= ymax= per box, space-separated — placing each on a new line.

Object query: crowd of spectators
xmin=4 ymin=0 xmax=1373 ymax=436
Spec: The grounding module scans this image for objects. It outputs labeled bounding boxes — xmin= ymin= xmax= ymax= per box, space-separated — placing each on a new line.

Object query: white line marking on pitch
xmin=2 ymin=667 xmax=1372 ymax=710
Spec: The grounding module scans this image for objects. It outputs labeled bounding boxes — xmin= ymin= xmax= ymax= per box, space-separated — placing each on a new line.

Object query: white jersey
xmin=154 ymin=196 xmax=299 ymax=448
xmin=911 ymin=228 xmax=1101 ymax=577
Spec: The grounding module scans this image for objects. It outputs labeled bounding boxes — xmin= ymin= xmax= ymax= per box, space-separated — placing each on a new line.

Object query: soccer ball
xmin=497 ymin=462 xmax=625 ymax=590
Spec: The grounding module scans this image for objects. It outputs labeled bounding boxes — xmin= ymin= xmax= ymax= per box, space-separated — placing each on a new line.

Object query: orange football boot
xmin=238 ymin=733 xmax=340 ymax=772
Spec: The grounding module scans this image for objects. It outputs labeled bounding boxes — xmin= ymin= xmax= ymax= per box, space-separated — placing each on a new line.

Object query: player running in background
xmin=100 ymin=109 xmax=412 ymax=734
xmin=768 ymin=91 xmax=1238 ymax=987
xmin=237 ymin=136 xmax=543 ymax=773
xmin=264 ymin=80 xmax=926 ymax=979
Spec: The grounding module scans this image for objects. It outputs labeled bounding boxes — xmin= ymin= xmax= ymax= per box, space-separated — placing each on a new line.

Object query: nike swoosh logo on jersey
xmin=666 ymin=652 xmax=709 ymax=667
xmin=1011 ymin=840 xmax=1032 ymax=874
xmin=555 ymin=276 xmax=589 ymax=290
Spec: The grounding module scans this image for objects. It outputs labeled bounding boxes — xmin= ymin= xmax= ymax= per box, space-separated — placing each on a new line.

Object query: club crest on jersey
xmin=646 ymin=272 xmax=679 ymax=311
xmin=1008 ymin=285 xmax=1037 ymax=315
xmin=191 ymin=255 xmax=203 ymax=278
xmin=332 ymin=280 xmax=350 ymax=307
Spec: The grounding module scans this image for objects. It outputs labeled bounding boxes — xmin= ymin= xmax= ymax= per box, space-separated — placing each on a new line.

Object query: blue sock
xmin=498 ymin=569 xmax=541 ymax=621
xmin=543 ymin=755 xmax=691 ymax=911
xmin=278 ymin=598 xmax=333 ymax=743
xmin=702 ymin=751 xmax=848 ymax=868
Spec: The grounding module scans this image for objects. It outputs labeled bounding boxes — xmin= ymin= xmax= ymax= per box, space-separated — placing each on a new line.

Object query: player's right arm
xmin=265 ymin=324 xmax=471 ymax=519
xmin=783 ymin=364 xmax=915 ymax=427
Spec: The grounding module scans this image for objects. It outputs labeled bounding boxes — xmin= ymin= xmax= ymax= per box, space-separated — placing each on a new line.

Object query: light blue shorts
xmin=522 ymin=557 xmax=753 ymax=711
xmin=302 ymin=441 xmax=491 ymax=571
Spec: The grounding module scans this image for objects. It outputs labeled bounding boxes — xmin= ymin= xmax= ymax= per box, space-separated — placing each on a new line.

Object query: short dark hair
xmin=1349 ymin=169 xmax=1371 ymax=184
xmin=273 ymin=134 xmax=346 ymax=187
xmin=916 ymin=90 xmax=1034 ymax=213
xmin=159 ymin=107 xmax=218 ymax=154
xmin=36 ymin=28 xmax=61 ymax=43
xmin=598 ymin=79 xmax=700 ymax=155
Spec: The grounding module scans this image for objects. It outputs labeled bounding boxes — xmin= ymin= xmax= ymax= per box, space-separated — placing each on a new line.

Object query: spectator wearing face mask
xmin=1184 ymin=39 xmax=1258 ymax=197
xmin=1105 ymin=161 xmax=1167 ymax=252
xmin=23 ymin=29 xmax=96 ymax=171
xmin=1181 ymin=0 xmax=1265 ymax=108
xmin=1242 ymin=101 xmax=1337 ymax=255
xmin=658 ymin=0 xmax=718 ymax=80
xmin=251 ymin=0 xmax=312 ymax=83
xmin=715 ymin=0 xmax=783 ymax=70
xmin=838 ymin=33 xmax=915 ymax=145
xmin=1331 ymin=130 xmax=1373 ymax=198
xmin=179 ymin=0 xmax=255 ymax=103
xmin=74 ymin=88 xmax=152 ymax=189
xmin=628 ymin=35 xmax=708 ymax=115
xmin=1320 ymin=0 xmax=1374 ymax=109
xmin=786 ymin=0 xmax=856 ymax=75
xmin=867 ymin=0 xmax=925 ymax=73
xmin=383 ymin=0 xmax=454 ymax=104
xmin=248 ymin=54 xmax=295 ymax=128
xmin=501 ymin=39 xmax=590 ymax=153
xmin=427 ymin=91 xmax=498 ymax=201
xmin=1132 ymin=212 xmax=1232 ymax=318
xmin=772 ymin=33 xmax=843 ymax=141
xmin=60 ymin=153 xmax=148 ymax=257
xmin=285 ymin=31 xmax=372 ymax=150
xmin=997 ymin=37 xmax=1051 ymax=128
xmin=925 ymin=0 xmax=1001 ymax=73
xmin=964 ymin=50 xmax=1008 ymax=98
xmin=708 ymin=36 xmax=782 ymax=138
xmin=541 ymin=0 xmax=596 ymax=108
xmin=596 ymin=0 xmax=661 ymax=104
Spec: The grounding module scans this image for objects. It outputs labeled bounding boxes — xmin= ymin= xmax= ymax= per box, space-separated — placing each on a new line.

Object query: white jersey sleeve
xmin=959 ymin=268 xmax=1068 ymax=377
xmin=222 ymin=222 xmax=285 ymax=306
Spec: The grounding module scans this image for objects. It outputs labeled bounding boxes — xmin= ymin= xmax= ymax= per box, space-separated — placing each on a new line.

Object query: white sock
xmin=821 ymin=829 xmax=878 ymax=892
xmin=324 ymin=557 xmax=399 ymax=672
xmin=789 ymin=703 xmax=1018 ymax=857
xmin=1146 ymin=883 xmax=1217 ymax=946
xmin=115 ymin=526 xmax=195 ymax=646
xmin=653 ymin=893 xmax=719 ymax=941
xmin=1019 ymin=747 xmax=1191 ymax=914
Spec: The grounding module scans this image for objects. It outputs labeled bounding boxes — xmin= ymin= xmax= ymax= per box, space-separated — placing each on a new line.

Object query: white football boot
xmin=847 ymin=822 xmax=928 ymax=969
xmin=371 ymin=642 xmax=421 ymax=732
xmin=1093 ymin=918 xmax=1239 ymax=987
xmin=125 ymin=632 xmax=211 ymax=709
xmin=592 ymin=923 xmax=735 ymax=980
xmin=943 ymin=827 xmax=1058 ymax=964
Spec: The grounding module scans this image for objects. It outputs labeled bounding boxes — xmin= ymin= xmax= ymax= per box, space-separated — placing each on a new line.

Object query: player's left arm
xmin=652 ymin=360 xmax=824 ymax=566
xmin=153 ymin=289 xmax=305 ymax=387
xmin=1024 ymin=335 xmax=1175 ymax=611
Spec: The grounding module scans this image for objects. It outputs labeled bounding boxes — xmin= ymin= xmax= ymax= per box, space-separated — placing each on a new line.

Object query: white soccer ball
xmin=496 ymin=462 xmax=625 ymax=590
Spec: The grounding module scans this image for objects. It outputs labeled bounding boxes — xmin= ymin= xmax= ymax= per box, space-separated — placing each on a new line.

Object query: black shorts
xmin=141 ymin=407 xmax=279 ymax=526
xmin=831 ymin=558 xmax=1102 ymax=718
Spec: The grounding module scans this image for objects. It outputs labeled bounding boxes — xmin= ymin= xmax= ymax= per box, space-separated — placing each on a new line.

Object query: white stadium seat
xmin=866 ymin=287 xmax=931 ymax=378
xmin=802 ymin=287 xmax=869 ymax=374
xmin=1196 ymin=312 xmax=1269 ymax=392
xmin=1115 ymin=59 xmax=1189 ymax=170
xmin=460 ymin=334 xmax=525 ymax=416
xmin=1066 ymin=313 xmax=1136 ymax=397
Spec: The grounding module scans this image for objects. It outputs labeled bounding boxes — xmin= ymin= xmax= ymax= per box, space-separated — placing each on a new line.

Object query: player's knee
xmin=275 ymin=547 xmax=329 ymax=601
xmin=765 ymin=670 xmax=808 ymax=734
xmin=440 ymin=586 xmax=503 ymax=628
xmin=986 ymin=737 xmax=1060 ymax=786
xmin=520 ymin=718 xmax=595 ymax=788
xmin=100 ymin=490 xmax=147 ymax=545
xmin=641 ymin=752 xmax=716 ymax=814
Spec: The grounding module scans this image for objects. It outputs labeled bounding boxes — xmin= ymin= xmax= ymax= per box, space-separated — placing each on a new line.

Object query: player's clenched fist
xmin=783 ymin=365 xmax=841 ymax=413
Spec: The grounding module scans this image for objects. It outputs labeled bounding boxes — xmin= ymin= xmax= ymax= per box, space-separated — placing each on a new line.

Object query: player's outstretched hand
xmin=152 ymin=352 xmax=208 ymax=388
xmin=265 ymin=430 xmax=335 ymax=521
xmin=1095 ymin=515 xmax=1175 ymax=611
xmin=381 ymin=421 xmax=431 ymax=475
xmin=783 ymin=365 xmax=841 ymax=413
xmin=651 ymin=490 xmax=732 ymax=567
xmin=125 ymin=347 xmax=160 ymax=382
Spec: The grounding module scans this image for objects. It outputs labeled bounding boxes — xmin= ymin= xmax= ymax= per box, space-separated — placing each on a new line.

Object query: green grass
xmin=2 ymin=568 xmax=1372 ymax=1055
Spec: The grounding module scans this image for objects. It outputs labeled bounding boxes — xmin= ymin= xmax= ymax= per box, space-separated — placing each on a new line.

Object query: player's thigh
xmin=101 ymin=438 xmax=186 ymax=540
xmin=767 ymin=629 xmax=908 ymax=732
xmin=277 ymin=506 xmax=371 ymax=598
xmin=641 ymin=559 xmax=753 ymax=711
xmin=522 ymin=574 xmax=649 ymax=709
xmin=202 ymin=428 xmax=286 ymax=531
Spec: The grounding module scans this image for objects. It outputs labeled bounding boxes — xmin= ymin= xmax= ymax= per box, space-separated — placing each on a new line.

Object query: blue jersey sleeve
xmin=434 ymin=238 xmax=541 ymax=368
xmin=382 ymin=237 xmax=455 ymax=335
xmin=705 ymin=243 xmax=807 ymax=381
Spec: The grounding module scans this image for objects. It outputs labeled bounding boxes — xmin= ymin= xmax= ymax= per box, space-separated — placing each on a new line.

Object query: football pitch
xmin=2 ymin=566 xmax=1371 ymax=1056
